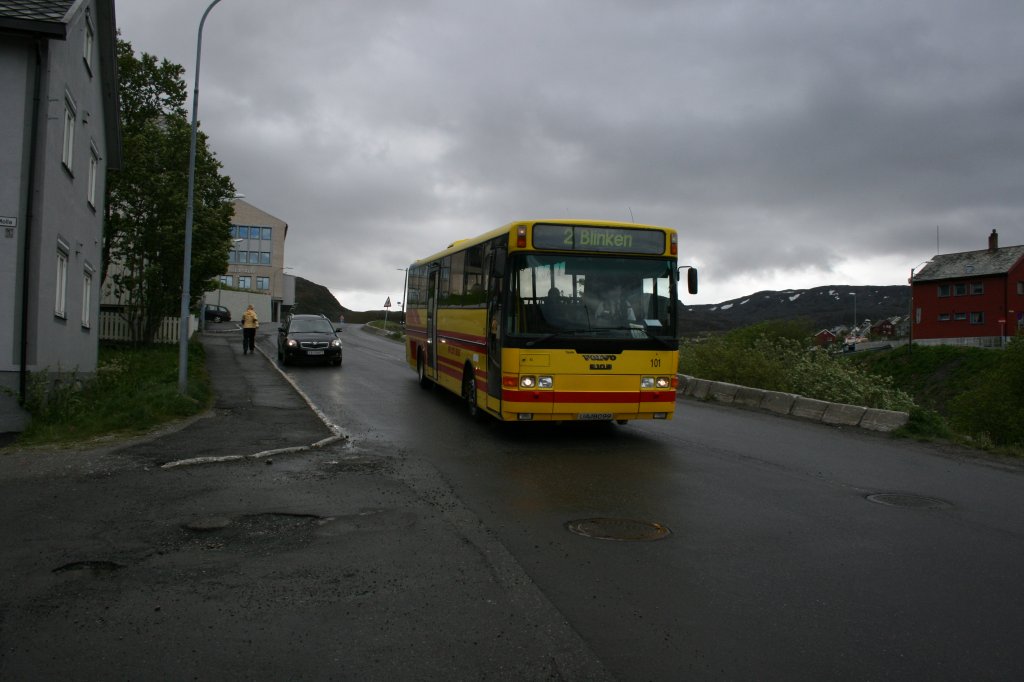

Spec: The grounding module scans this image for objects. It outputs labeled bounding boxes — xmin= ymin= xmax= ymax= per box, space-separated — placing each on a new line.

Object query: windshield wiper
xmin=525 ymin=330 xmax=584 ymax=347
xmin=594 ymin=325 xmax=678 ymax=349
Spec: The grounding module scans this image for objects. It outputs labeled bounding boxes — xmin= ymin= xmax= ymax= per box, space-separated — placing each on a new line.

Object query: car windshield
xmin=507 ymin=253 xmax=678 ymax=342
xmin=290 ymin=319 xmax=335 ymax=333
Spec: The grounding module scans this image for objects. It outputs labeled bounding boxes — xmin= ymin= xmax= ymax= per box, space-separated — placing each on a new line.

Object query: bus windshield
xmin=507 ymin=253 xmax=677 ymax=343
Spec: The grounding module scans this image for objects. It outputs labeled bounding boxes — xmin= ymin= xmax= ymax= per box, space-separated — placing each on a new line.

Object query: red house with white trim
xmin=910 ymin=230 xmax=1024 ymax=348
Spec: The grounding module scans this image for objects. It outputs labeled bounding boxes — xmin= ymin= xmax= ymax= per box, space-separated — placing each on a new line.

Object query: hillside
xmin=294 ymin=275 xmax=909 ymax=333
xmin=680 ymin=285 xmax=910 ymax=334
xmin=292 ymin=277 xmax=394 ymax=324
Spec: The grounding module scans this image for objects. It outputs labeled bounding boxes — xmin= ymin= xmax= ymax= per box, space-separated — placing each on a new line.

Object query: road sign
xmin=384 ymin=297 xmax=391 ymax=308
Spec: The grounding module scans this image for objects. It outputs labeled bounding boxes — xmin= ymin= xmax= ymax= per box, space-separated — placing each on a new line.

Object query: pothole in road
xmin=566 ymin=517 xmax=671 ymax=541
xmin=53 ymin=560 xmax=125 ymax=574
xmin=866 ymin=493 xmax=953 ymax=510
xmin=180 ymin=512 xmax=332 ymax=551
xmin=319 ymin=455 xmax=390 ymax=475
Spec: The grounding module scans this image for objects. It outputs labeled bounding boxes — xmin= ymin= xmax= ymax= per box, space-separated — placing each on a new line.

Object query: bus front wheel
xmin=417 ymin=351 xmax=432 ymax=389
xmin=463 ymin=366 xmax=480 ymax=419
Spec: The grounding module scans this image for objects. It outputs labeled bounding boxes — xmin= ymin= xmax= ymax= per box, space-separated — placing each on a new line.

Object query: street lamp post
xmin=908 ymin=261 xmax=929 ymax=355
xmin=849 ymin=292 xmax=857 ymax=334
xmin=178 ymin=0 xmax=225 ymax=394
xmin=396 ymin=267 xmax=408 ymax=319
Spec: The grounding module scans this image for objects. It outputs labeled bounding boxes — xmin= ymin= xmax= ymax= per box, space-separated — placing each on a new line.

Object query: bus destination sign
xmin=532 ymin=224 xmax=666 ymax=255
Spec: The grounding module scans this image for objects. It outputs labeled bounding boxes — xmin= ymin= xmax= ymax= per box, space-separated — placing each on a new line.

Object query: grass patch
xmin=13 ymin=340 xmax=212 ymax=447
xmin=367 ymin=319 xmax=405 ymax=340
xmin=681 ymin=323 xmax=1024 ymax=453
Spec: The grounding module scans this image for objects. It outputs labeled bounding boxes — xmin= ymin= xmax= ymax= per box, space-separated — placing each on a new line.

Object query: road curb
xmin=679 ymin=374 xmax=910 ymax=433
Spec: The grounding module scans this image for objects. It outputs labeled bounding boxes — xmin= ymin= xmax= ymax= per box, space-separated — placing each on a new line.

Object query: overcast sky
xmin=116 ymin=0 xmax=1024 ymax=311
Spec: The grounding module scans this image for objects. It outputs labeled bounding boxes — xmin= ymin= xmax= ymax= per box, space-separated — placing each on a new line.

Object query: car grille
xmin=299 ymin=341 xmax=330 ymax=349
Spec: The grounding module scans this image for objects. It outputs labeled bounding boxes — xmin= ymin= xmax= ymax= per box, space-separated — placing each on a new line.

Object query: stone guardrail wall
xmin=678 ymin=375 xmax=910 ymax=433
xmin=360 ymin=325 xmax=909 ymax=433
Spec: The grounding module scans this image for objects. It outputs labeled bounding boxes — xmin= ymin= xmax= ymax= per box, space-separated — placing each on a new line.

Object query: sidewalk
xmin=0 ymin=326 xmax=612 ymax=680
xmin=121 ymin=328 xmax=339 ymax=468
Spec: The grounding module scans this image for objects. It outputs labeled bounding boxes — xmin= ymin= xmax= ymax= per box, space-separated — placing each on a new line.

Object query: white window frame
xmin=81 ymin=269 xmax=93 ymax=328
xmin=55 ymin=245 xmax=69 ymax=318
xmin=87 ymin=144 xmax=99 ymax=207
xmin=62 ymin=95 xmax=76 ymax=171
xmin=83 ymin=13 xmax=95 ymax=73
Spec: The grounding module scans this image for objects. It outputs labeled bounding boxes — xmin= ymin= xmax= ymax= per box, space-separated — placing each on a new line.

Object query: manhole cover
xmin=566 ymin=518 xmax=671 ymax=541
xmin=866 ymin=493 xmax=952 ymax=510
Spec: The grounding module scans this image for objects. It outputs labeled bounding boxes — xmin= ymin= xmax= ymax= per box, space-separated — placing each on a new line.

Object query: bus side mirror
xmin=678 ymin=266 xmax=698 ymax=295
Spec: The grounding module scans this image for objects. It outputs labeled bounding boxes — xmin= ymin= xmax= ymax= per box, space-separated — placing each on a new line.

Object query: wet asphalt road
xmin=1 ymin=326 xmax=1022 ymax=680
xmin=290 ymin=325 xmax=1024 ymax=681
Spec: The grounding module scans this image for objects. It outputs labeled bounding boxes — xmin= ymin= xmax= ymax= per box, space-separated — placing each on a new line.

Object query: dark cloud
xmin=118 ymin=0 xmax=1024 ymax=308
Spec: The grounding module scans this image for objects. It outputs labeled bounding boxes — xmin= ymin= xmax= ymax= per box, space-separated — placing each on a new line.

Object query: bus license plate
xmin=307 ymin=350 xmax=324 ymax=355
xmin=578 ymin=413 xmax=613 ymax=420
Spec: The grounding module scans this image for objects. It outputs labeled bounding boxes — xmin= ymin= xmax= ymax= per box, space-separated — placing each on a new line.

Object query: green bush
xmin=15 ymin=341 xmax=211 ymax=446
xmin=947 ymin=334 xmax=1024 ymax=447
xmin=680 ymin=324 xmax=915 ymax=412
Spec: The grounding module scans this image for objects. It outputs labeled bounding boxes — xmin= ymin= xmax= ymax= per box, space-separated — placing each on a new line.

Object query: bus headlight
xmin=521 ymin=375 xmax=553 ymax=389
xmin=656 ymin=376 xmax=672 ymax=389
xmin=641 ymin=377 xmax=655 ymax=388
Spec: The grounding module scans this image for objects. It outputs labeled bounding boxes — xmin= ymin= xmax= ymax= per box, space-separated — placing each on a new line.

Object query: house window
xmin=953 ymin=312 xmax=967 ymax=321
xmin=938 ymin=313 xmax=951 ymax=322
xmin=62 ymin=96 xmax=76 ymax=171
xmin=937 ymin=284 xmax=950 ymax=297
xmin=219 ymin=275 xmax=232 ymax=287
xmin=227 ymin=250 xmax=236 ymax=263
xmin=55 ymin=247 xmax=69 ymax=318
xmin=237 ymin=226 xmax=249 ymax=239
xmin=237 ymin=251 xmax=248 ymax=264
xmin=238 ymin=276 xmax=251 ymax=289
xmin=256 ymin=277 xmax=270 ymax=290
xmin=249 ymin=251 xmax=259 ymax=264
xmin=260 ymin=252 xmax=270 ymax=265
xmin=1018 ymin=282 xmax=1023 ymax=295
xmin=970 ymin=312 xmax=985 ymax=325
xmin=262 ymin=227 xmax=272 ymax=240
xmin=87 ymin=145 xmax=99 ymax=207
xmin=971 ymin=282 xmax=984 ymax=294
xmin=81 ymin=270 xmax=92 ymax=328
xmin=83 ymin=13 xmax=95 ymax=73
xmin=953 ymin=283 xmax=968 ymax=296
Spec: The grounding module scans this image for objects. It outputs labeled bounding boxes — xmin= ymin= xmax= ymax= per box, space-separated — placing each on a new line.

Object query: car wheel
xmin=213 ymin=315 xmax=223 ymax=323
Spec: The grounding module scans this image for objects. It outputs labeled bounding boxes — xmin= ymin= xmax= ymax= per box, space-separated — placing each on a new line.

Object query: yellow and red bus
xmin=404 ymin=220 xmax=698 ymax=422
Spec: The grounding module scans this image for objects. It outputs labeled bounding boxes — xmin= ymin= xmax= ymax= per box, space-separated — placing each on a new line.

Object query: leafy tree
xmin=104 ymin=38 xmax=235 ymax=343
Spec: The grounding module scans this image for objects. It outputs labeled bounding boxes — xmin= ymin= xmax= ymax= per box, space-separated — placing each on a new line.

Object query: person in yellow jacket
xmin=242 ymin=304 xmax=259 ymax=354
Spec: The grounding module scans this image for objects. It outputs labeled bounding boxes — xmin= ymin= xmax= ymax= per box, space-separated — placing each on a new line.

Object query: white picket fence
xmin=99 ymin=311 xmax=198 ymax=344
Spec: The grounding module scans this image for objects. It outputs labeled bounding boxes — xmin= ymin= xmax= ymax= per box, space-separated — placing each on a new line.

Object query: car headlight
xmin=286 ymin=339 xmax=298 ymax=348
xmin=331 ymin=339 xmax=342 ymax=347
